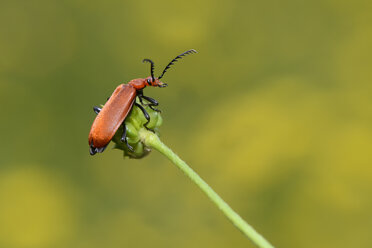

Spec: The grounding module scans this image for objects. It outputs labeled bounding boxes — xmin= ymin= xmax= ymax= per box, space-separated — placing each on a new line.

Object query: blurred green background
xmin=1 ymin=0 xmax=371 ymax=247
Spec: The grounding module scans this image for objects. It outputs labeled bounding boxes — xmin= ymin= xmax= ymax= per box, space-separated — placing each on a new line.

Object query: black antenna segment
xmin=142 ymin=59 xmax=155 ymax=82
xmin=158 ymin=49 xmax=197 ymax=79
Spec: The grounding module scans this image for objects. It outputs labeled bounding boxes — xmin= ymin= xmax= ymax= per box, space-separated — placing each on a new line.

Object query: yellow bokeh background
xmin=0 ymin=0 xmax=371 ymax=247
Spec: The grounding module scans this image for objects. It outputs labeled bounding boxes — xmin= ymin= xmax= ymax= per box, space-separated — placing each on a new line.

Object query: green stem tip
xmin=139 ymin=128 xmax=274 ymax=248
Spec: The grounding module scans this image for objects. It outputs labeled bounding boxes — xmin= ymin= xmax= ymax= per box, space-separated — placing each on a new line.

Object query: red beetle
xmin=88 ymin=49 xmax=197 ymax=155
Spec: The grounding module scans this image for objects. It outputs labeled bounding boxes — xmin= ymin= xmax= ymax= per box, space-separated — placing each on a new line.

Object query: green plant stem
xmin=139 ymin=129 xmax=274 ymax=248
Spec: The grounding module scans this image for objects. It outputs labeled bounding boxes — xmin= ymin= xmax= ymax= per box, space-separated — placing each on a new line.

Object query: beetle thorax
xmin=128 ymin=78 xmax=147 ymax=90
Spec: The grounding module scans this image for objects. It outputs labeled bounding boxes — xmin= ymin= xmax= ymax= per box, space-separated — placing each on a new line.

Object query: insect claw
xmin=127 ymin=144 xmax=134 ymax=152
xmin=90 ymin=148 xmax=97 ymax=155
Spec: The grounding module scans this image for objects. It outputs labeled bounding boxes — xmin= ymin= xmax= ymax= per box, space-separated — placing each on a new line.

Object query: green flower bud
xmin=111 ymin=98 xmax=163 ymax=158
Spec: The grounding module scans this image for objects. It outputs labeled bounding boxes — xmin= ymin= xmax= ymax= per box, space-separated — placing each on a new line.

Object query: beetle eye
xmin=147 ymin=78 xmax=152 ymax=85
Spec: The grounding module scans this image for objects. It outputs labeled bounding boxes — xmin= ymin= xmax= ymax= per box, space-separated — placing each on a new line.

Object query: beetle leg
xmin=96 ymin=146 xmax=107 ymax=153
xmin=134 ymin=102 xmax=154 ymax=132
xmin=137 ymin=91 xmax=145 ymax=106
xmin=89 ymin=144 xmax=97 ymax=155
xmin=141 ymin=95 xmax=158 ymax=105
xmin=137 ymin=95 xmax=145 ymax=106
xmin=90 ymin=143 xmax=108 ymax=155
xmin=120 ymin=123 xmax=134 ymax=151
xmin=139 ymin=95 xmax=161 ymax=112
xmin=93 ymin=106 xmax=101 ymax=115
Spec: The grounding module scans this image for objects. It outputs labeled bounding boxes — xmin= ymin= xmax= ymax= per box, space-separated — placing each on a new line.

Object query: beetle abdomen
xmin=89 ymin=84 xmax=136 ymax=148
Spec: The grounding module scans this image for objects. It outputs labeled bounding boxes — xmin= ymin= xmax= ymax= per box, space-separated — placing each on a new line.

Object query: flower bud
xmin=111 ymin=98 xmax=163 ymax=158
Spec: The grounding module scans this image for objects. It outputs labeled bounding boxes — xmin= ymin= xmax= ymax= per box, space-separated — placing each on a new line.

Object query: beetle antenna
xmin=142 ymin=59 xmax=155 ymax=82
xmin=158 ymin=49 xmax=197 ymax=79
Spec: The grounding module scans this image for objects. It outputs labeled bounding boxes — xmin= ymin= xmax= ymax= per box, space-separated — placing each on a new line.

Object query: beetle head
xmin=145 ymin=76 xmax=168 ymax=88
